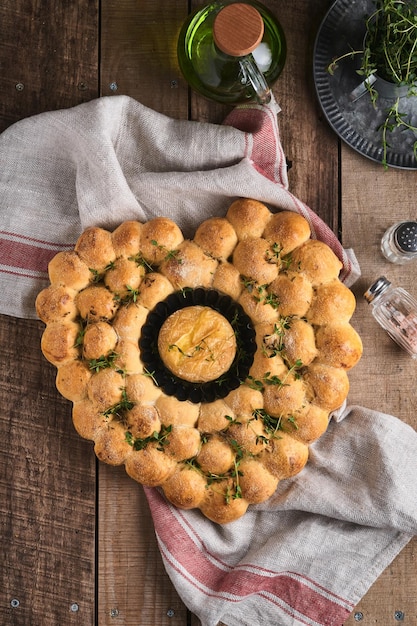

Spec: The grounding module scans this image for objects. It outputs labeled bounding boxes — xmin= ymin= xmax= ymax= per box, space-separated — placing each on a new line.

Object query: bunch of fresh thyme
xmin=328 ymin=0 xmax=417 ymax=166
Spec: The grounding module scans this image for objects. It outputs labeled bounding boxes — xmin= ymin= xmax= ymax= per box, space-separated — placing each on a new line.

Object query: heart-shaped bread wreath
xmin=36 ymin=198 xmax=362 ymax=524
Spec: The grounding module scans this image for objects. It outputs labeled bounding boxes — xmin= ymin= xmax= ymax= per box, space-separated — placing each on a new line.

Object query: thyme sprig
xmin=262 ymin=316 xmax=293 ymax=357
xmin=224 ymin=414 xmax=242 ymax=427
xmin=143 ymin=368 xmax=159 ymax=386
xmin=125 ymin=424 xmax=173 ymax=451
xmin=88 ymin=350 xmax=121 ymax=373
xmin=103 ymin=389 xmax=135 ymax=424
xmin=380 ymin=97 xmax=417 ymax=164
xmin=151 ymin=239 xmax=183 ymax=263
xmin=327 ymin=0 xmax=417 ymax=167
xmin=252 ymin=407 xmax=299 ymax=438
xmin=89 ymin=261 xmax=115 ymax=284
xmin=252 ymin=408 xmax=283 ymax=437
xmin=184 ymin=437 xmax=245 ymax=503
xmin=328 ymin=1 xmax=417 ymax=85
xmin=246 ymin=371 xmax=288 ymax=392
xmin=129 ymin=252 xmax=154 ymax=272
xmin=246 ymin=360 xmax=302 ymax=392
xmin=74 ymin=326 xmax=86 ymax=348
xmin=114 ymin=285 xmax=140 ymax=305
xmin=89 ymin=268 xmax=102 ymax=283
xmin=241 ymin=277 xmax=281 ymax=309
xmin=168 ymin=337 xmax=220 ymax=363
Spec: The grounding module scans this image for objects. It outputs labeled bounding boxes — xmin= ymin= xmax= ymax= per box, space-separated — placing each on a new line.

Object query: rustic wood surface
xmin=0 ymin=0 xmax=416 ymax=625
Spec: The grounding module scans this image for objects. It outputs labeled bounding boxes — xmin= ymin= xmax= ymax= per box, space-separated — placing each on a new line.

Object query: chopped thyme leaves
xmin=103 ymin=389 xmax=135 ymax=423
xmin=252 ymin=408 xmax=283 ymax=438
xmin=241 ymin=276 xmax=281 ymax=309
xmin=74 ymin=327 xmax=86 ymax=348
xmin=143 ymin=368 xmax=158 ymax=385
xmin=104 ymin=261 xmax=116 ymax=272
xmin=263 ymin=317 xmax=293 ymax=357
xmin=128 ymin=252 xmax=154 ymax=272
xmin=287 ymin=415 xmax=299 ymax=430
xmin=151 ymin=239 xmax=182 ymax=263
xmin=125 ymin=424 xmax=173 ymax=451
xmin=265 ymin=242 xmax=283 ymax=263
xmin=89 ymin=268 xmax=102 ymax=283
xmin=247 ymin=360 xmax=302 ymax=392
xmin=88 ymin=350 xmax=121 ymax=373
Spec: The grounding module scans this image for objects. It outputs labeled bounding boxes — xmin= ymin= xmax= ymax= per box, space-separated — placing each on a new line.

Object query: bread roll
xmin=238 ymin=458 xmax=279 ymax=504
xmin=111 ymin=220 xmax=142 ymax=257
xmin=226 ymin=198 xmax=271 ymax=239
xmin=196 ymin=435 xmax=235 ymax=474
xmin=75 ymin=226 xmax=116 ymax=273
xmin=197 ymin=399 xmax=234 ymax=433
xmin=35 ymin=285 xmax=78 ymax=323
xmin=125 ymin=445 xmax=177 ymax=486
xmin=56 ymin=360 xmax=92 ymax=402
xmin=194 ymin=216 xmax=238 ymax=260
xmin=162 ymin=466 xmax=207 ymax=509
xmin=82 ymin=321 xmax=118 ymax=361
xmin=126 ymin=404 xmax=161 ymax=439
xmin=103 ymin=257 xmax=145 ymax=297
xmin=315 ymin=323 xmax=363 ymax=370
xmin=75 ymin=285 xmax=118 ymax=321
xmin=268 ymin=271 xmax=313 ymax=317
xmin=139 ymin=217 xmax=184 ymax=264
xmin=304 ymin=363 xmax=350 ymax=411
xmin=290 ymin=239 xmax=343 ymax=285
xmin=159 ymin=240 xmax=218 ymax=289
xmin=155 ymin=395 xmax=200 ymax=426
xmin=136 ymin=272 xmax=174 ymax=309
xmin=263 ymin=210 xmax=311 ymax=254
xmin=212 ymin=261 xmax=242 ymax=300
xmin=48 ymin=250 xmax=91 ymax=290
xmin=94 ymin=422 xmax=132 ymax=466
xmin=40 ymin=320 xmax=80 ymax=366
xmin=200 ymin=481 xmax=249 ymax=524
xmin=260 ymin=432 xmax=309 ymax=479
xmin=306 ymin=280 xmax=356 ymax=325
xmin=233 ymin=238 xmax=279 ymax=284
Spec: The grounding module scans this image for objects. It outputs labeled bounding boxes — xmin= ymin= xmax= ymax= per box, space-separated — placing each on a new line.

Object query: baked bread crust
xmin=36 ymin=200 xmax=362 ymax=524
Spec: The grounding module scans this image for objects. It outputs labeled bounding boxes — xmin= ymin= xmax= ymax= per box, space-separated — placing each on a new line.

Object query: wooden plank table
xmin=1 ymin=1 xmax=416 ymax=624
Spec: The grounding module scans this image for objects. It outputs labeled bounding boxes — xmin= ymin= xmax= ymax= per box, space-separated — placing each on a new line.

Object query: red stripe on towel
xmin=224 ymin=104 xmax=287 ymax=184
xmin=145 ymin=488 xmax=352 ymax=626
xmin=0 ymin=234 xmax=70 ymax=274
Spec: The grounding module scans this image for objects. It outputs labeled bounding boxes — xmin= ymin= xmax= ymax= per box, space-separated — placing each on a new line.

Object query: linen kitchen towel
xmin=146 ymin=403 xmax=417 ymax=626
xmin=0 ymin=95 xmax=415 ymax=626
xmin=0 ymin=94 xmax=358 ymax=320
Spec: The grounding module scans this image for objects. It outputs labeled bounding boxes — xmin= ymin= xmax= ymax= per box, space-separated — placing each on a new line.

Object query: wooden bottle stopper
xmin=213 ymin=3 xmax=264 ymax=57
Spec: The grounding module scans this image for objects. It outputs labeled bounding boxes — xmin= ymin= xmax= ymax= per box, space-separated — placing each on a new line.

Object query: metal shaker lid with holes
xmin=394 ymin=221 xmax=417 ymax=253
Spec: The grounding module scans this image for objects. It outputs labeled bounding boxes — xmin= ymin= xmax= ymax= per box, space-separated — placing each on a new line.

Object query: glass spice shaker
xmin=364 ymin=276 xmax=417 ymax=359
xmin=380 ymin=221 xmax=417 ymax=264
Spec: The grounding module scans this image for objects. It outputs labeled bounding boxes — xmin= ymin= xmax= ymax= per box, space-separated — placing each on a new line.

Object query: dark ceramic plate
xmin=139 ymin=288 xmax=256 ymax=404
xmin=313 ymin=0 xmax=417 ymax=169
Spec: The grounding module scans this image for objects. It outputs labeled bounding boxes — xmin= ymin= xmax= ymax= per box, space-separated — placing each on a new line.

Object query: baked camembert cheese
xmin=158 ymin=306 xmax=237 ymax=383
xmin=36 ymin=199 xmax=362 ymax=524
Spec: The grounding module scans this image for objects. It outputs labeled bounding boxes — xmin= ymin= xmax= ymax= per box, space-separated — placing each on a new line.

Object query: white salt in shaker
xmin=381 ymin=221 xmax=417 ymax=264
xmin=364 ymin=276 xmax=417 ymax=359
